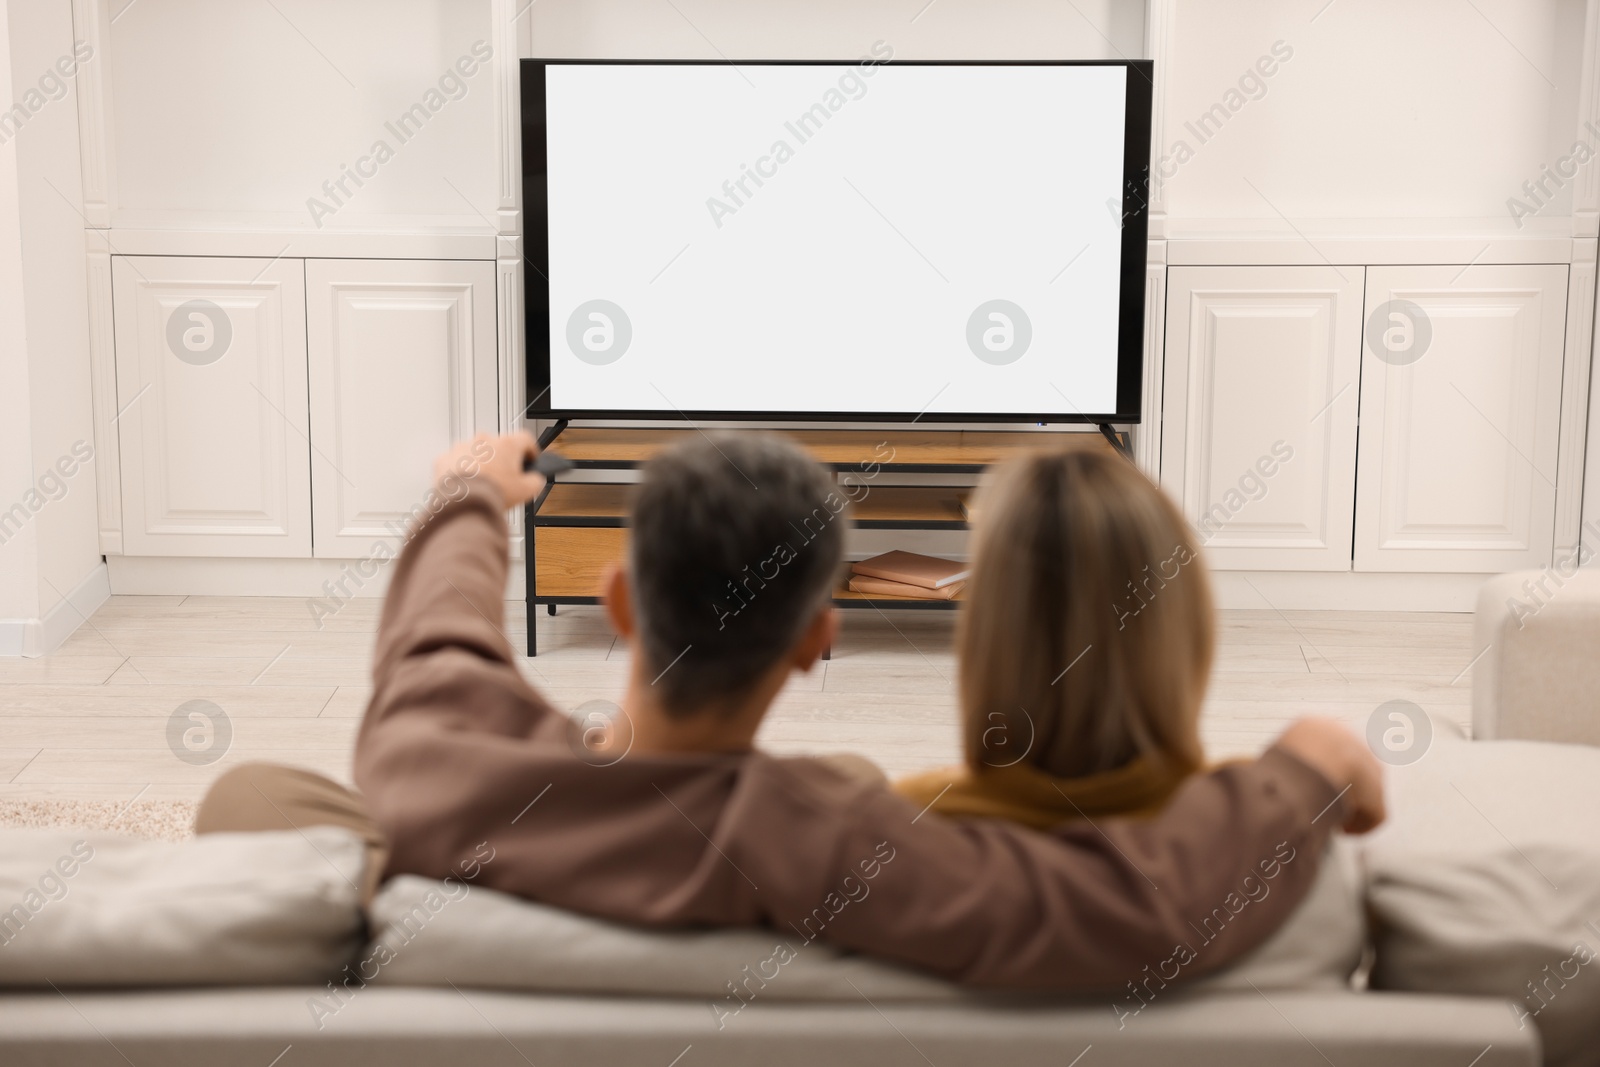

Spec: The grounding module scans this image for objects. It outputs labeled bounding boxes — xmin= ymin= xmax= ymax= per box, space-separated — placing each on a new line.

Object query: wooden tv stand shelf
xmin=522 ymin=423 xmax=1122 ymax=655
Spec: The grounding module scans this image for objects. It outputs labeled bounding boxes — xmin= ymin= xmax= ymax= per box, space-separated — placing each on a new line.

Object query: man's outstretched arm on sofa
xmin=803 ymin=721 xmax=1378 ymax=990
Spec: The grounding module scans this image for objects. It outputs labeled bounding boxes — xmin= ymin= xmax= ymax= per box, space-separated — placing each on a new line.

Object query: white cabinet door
xmin=1354 ymin=265 xmax=1567 ymax=572
xmin=306 ymin=260 xmax=498 ymax=558
xmin=1162 ymin=266 xmax=1364 ymax=570
xmin=112 ymin=256 xmax=311 ymax=557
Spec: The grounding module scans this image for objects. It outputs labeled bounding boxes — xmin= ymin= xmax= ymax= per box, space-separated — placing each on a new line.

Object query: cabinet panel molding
xmin=1355 ymin=265 xmax=1568 ymax=573
xmin=1162 ymin=266 xmax=1364 ymax=571
xmin=111 ymin=256 xmax=311 ymax=557
xmin=1557 ymin=241 xmax=1596 ymax=561
xmin=1134 ymin=243 xmax=1166 ymax=478
xmin=307 ymin=259 xmax=498 ymax=559
xmin=85 ymin=245 xmax=120 ymax=553
xmin=497 ymin=235 xmax=525 ymax=555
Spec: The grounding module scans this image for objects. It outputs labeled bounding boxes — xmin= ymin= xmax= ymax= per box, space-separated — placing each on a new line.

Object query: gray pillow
xmin=0 ymin=827 xmax=367 ymax=987
xmin=1363 ymin=734 xmax=1600 ymax=1067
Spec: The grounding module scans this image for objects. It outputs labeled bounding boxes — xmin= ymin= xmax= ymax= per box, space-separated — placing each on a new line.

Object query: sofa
xmin=6 ymin=570 xmax=1600 ymax=1066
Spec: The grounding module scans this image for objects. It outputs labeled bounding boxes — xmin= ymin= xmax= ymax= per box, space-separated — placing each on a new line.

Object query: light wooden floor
xmin=0 ymin=597 xmax=1476 ymax=804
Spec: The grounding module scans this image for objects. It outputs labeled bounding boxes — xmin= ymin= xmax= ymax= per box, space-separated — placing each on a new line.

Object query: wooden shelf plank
xmin=535 ymin=483 xmax=629 ymax=520
xmin=852 ymin=488 xmax=968 ymax=526
xmin=535 ymin=483 xmax=970 ymax=527
xmin=548 ymin=427 xmax=1114 ymax=469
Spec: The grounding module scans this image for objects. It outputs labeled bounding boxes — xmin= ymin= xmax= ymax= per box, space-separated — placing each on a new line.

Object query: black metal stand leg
xmin=525 ymin=502 xmax=537 ymax=657
xmin=1098 ymin=422 xmax=1131 ymax=458
xmin=522 ymin=420 xmax=566 ymax=657
xmin=547 ymin=603 xmax=557 ymax=616
xmin=536 ymin=417 xmax=569 ymax=450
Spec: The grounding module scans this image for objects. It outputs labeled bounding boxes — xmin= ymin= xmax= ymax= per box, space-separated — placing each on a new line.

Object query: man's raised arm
xmin=362 ymin=432 xmax=550 ymax=745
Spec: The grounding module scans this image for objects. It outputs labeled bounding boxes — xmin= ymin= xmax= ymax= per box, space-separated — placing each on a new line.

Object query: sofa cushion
xmin=1364 ymin=733 xmax=1600 ymax=1067
xmin=0 ymin=827 xmax=367 ymax=987
xmin=366 ymin=836 xmax=1364 ymax=1004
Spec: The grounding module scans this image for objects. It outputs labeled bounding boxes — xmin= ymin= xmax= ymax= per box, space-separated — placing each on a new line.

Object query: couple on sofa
xmin=198 ymin=430 xmax=1384 ymax=991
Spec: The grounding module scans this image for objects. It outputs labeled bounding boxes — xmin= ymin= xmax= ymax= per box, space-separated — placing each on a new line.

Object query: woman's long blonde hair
xmin=958 ymin=448 xmax=1213 ymax=779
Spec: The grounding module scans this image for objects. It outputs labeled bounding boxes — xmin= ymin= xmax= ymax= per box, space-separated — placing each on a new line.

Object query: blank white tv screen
xmin=524 ymin=59 xmax=1150 ymax=421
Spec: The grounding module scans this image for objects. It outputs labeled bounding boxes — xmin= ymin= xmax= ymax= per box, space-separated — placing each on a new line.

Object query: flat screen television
xmin=521 ymin=56 xmax=1152 ymax=423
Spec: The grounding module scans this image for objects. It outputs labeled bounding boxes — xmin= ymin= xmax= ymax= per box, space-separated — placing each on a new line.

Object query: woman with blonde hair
xmin=896 ymin=446 xmax=1216 ymax=825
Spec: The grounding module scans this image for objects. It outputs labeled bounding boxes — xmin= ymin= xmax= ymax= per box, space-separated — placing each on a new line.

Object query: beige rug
xmin=0 ymin=800 xmax=197 ymax=842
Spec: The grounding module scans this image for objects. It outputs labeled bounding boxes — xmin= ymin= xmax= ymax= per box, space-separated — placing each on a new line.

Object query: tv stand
xmin=522 ymin=423 xmax=1123 ymax=655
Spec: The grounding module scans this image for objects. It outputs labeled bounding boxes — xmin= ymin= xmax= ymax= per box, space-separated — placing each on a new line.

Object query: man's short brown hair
xmin=628 ymin=432 xmax=845 ymax=716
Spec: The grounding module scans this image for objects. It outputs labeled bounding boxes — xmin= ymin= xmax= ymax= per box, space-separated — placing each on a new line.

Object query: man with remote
xmin=249 ymin=429 xmax=1386 ymax=989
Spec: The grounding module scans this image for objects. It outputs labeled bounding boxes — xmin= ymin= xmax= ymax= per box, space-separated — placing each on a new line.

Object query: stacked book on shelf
xmin=847 ymin=550 xmax=968 ymax=600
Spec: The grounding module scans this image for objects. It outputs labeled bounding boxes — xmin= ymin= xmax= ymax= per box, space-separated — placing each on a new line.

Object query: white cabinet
xmin=111 ymin=256 xmax=311 ymax=556
xmin=110 ymin=256 xmax=498 ymax=561
xmin=305 ymin=260 xmax=499 ymax=558
xmin=1354 ymin=265 xmax=1568 ymax=572
xmin=1162 ymin=267 xmax=1364 ymax=570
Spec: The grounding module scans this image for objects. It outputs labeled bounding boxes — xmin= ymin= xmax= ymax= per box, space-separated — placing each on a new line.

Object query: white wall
xmin=13 ymin=0 xmax=100 ymax=620
xmin=0 ymin=0 xmax=40 ymax=646
xmin=99 ymin=0 xmax=1145 ymax=229
xmin=1159 ymin=0 xmax=1588 ymax=221
xmin=0 ymin=0 xmax=105 ymax=653
xmin=525 ymin=0 xmax=1143 ymax=60
xmin=106 ymin=0 xmax=498 ymax=230
xmin=518 ymin=0 xmax=1588 ymax=224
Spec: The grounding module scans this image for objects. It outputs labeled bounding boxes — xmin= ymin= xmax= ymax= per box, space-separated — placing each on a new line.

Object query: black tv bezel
xmin=521 ymin=57 xmax=1152 ymax=425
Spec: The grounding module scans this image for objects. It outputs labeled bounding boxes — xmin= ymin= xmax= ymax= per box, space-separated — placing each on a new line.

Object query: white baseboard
xmin=0 ymin=563 xmax=112 ymax=658
xmin=105 ymin=554 xmax=1491 ymax=612
xmin=0 ymin=621 xmax=24 ymax=657
xmin=108 ymin=555 xmax=528 ymax=601
xmin=1210 ymin=570 xmax=1489 ymax=612
xmin=40 ymin=563 xmax=112 ymax=652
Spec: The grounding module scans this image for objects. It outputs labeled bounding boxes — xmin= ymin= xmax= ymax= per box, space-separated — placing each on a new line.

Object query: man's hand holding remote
xmin=434 ymin=431 xmax=548 ymax=508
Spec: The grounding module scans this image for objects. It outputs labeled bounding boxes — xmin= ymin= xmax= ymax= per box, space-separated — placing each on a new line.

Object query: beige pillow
xmin=366 ymin=839 xmax=1365 ymax=1010
xmin=1188 ymin=837 xmax=1366 ymax=994
xmin=1363 ymin=734 xmax=1600 ymax=1067
xmin=0 ymin=827 xmax=366 ymax=987
xmin=367 ymin=875 xmax=962 ymax=1014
